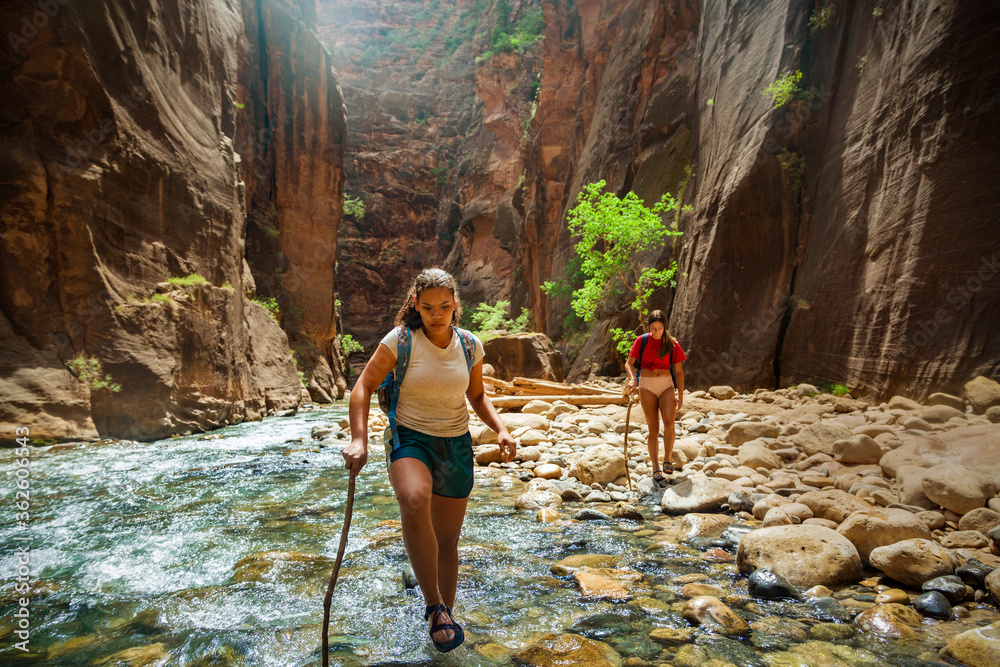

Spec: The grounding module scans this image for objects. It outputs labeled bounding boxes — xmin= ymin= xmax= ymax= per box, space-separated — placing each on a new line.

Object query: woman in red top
xmin=624 ymin=310 xmax=686 ymax=487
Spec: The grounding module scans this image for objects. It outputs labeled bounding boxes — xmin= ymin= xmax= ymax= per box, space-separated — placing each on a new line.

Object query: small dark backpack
xmin=378 ymin=326 xmax=477 ymax=448
xmin=636 ymin=333 xmax=676 ymax=387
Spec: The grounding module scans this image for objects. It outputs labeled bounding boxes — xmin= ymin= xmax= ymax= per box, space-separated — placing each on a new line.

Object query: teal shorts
xmin=388 ymin=424 xmax=474 ymax=498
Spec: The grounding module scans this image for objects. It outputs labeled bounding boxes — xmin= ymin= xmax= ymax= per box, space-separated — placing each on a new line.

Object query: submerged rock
xmin=853 ymin=603 xmax=922 ymax=639
xmin=681 ymin=596 xmax=749 ymax=636
xmin=941 ymin=620 xmax=1000 ymax=667
xmin=511 ymin=632 xmax=622 ymax=667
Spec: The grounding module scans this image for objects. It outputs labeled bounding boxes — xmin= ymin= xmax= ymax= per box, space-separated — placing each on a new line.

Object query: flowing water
xmin=1 ymin=404 xmax=993 ymax=666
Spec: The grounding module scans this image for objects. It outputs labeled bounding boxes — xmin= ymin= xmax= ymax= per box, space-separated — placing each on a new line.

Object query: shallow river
xmin=1 ymin=404 xmax=991 ymax=665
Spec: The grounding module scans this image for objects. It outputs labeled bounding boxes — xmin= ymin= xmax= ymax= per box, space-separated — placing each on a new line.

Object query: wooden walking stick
xmin=322 ymin=469 xmax=357 ymax=667
xmin=622 ymin=384 xmax=634 ymax=491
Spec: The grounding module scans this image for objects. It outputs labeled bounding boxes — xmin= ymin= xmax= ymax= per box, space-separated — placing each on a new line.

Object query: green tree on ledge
xmin=544 ymin=179 xmax=685 ymax=354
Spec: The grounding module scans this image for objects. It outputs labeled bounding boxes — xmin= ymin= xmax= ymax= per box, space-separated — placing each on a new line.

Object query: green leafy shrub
xmin=167 ymin=273 xmax=207 ymax=287
xmin=820 ymin=382 xmax=851 ymax=397
xmin=67 ymin=353 xmax=121 ymax=392
xmin=549 ymin=179 xmax=685 ymax=354
xmin=343 ymin=195 xmax=366 ymax=219
xmin=253 ymin=296 xmax=280 ymax=322
xmin=476 ymin=3 xmax=545 ymax=64
xmin=471 ymin=301 xmax=533 ymax=333
xmin=763 ymin=70 xmax=804 ymax=109
xmin=341 ymin=334 xmax=364 ymax=356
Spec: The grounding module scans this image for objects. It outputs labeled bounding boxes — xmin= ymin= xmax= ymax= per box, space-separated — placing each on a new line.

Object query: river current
xmin=1 ymin=403 xmax=991 ymax=665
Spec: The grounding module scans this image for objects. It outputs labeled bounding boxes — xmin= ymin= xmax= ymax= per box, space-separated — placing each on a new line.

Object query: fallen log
xmin=487 ymin=394 xmax=631 ymax=408
xmin=509 ymin=377 xmax=619 ymax=397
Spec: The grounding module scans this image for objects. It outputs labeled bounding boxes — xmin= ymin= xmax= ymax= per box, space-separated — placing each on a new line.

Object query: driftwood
xmin=482 ymin=375 xmax=620 ymax=398
xmin=487 ymin=395 xmax=631 ymax=408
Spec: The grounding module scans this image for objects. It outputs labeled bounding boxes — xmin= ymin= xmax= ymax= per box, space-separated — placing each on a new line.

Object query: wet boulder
xmin=736 ymin=525 xmax=863 ymax=587
xmin=748 ymin=569 xmax=801 ymax=600
xmin=941 ymin=621 xmax=1000 ymax=667
xmin=511 ymin=632 xmax=622 ymax=667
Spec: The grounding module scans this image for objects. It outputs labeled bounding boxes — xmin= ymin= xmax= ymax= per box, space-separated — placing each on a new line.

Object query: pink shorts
xmin=639 ymin=375 xmax=674 ymax=397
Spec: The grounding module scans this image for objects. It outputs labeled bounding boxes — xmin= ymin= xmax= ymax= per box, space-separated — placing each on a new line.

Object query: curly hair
xmin=646 ymin=309 xmax=676 ymax=357
xmin=394 ymin=268 xmax=463 ymax=330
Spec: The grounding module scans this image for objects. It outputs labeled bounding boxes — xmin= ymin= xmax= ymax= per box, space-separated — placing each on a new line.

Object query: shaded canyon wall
xmin=0 ymin=0 xmax=347 ymax=441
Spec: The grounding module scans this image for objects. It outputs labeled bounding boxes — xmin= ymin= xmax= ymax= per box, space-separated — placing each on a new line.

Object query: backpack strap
xmin=453 ymin=326 xmax=477 ymax=372
xmin=636 ymin=333 xmax=649 ymax=380
xmin=669 ymin=337 xmax=676 ymax=387
xmin=387 ymin=326 xmax=412 ymax=450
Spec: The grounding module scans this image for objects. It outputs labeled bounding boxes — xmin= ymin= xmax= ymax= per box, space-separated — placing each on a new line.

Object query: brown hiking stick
xmin=322 ymin=469 xmax=357 ymax=667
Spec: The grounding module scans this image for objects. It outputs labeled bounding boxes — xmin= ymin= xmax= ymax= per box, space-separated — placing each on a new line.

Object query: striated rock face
xmin=670 ymin=1 xmax=1000 ymax=398
xmin=527 ymin=0 xmax=700 ymax=378
xmin=315 ymin=0 xmax=540 ymax=350
xmin=483 ymin=332 xmax=564 ymax=381
xmin=0 ymin=0 xmax=343 ymax=440
xmin=510 ymin=0 xmax=1000 ymax=394
xmin=237 ymin=0 xmax=348 ymax=401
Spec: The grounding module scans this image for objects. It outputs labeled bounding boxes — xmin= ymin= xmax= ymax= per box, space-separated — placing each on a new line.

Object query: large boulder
xmin=512 ymin=633 xmax=622 ymax=667
xmin=661 ymin=476 xmax=741 ymax=515
xmin=896 ymin=465 xmax=937 ymax=509
xmin=958 ymin=507 xmax=1000 ymax=536
xmin=569 ymin=445 xmax=626 ymax=486
xmin=833 ymin=434 xmax=883 ymax=465
xmin=736 ymin=525 xmax=863 ymax=587
xmin=922 ymin=463 xmax=997 ymax=515
xmin=878 ymin=424 xmax=1000 ymax=487
xmin=836 ymin=508 xmax=932 ymax=562
xmin=500 ymin=413 xmax=552 ymax=432
xmin=738 ymin=440 xmax=783 ymax=470
xmin=726 ymin=422 xmax=779 ymax=446
xmin=482 ymin=333 xmax=564 ymax=382
xmin=868 ymin=539 xmax=960 ymax=588
xmin=797 ymin=488 xmax=872 ymax=523
xmin=965 ymin=376 xmax=1000 ymax=414
xmin=791 ymin=423 xmax=853 ymax=457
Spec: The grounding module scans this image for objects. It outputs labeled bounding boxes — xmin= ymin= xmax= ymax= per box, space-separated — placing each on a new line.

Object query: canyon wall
xmin=237 ymin=0 xmax=348 ymax=401
xmin=672 ymin=0 xmax=1000 ymax=399
xmin=0 ymin=0 xmax=347 ymax=441
xmin=508 ymin=0 xmax=999 ymax=399
xmin=315 ymin=0 xmax=542 ymax=350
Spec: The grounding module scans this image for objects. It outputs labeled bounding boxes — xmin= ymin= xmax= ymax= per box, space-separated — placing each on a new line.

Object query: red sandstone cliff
xmin=237 ymin=0 xmax=348 ymax=401
xmin=0 ymin=0 xmax=347 ymax=440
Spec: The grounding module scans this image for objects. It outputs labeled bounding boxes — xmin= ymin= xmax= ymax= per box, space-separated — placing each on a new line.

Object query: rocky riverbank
xmin=320 ymin=376 xmax=1000 ymax=665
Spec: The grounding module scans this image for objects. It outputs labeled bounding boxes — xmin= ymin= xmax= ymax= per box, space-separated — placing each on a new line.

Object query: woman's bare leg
xmin=430 ymin=494 xmax=469 ymax=610
xmin=658 ymin=388 xmax=677 ymax=470
xmin=638 ymin=387 xmax=661 ymax=471
xmin=389 ymin=458 xmax=455 ymax=644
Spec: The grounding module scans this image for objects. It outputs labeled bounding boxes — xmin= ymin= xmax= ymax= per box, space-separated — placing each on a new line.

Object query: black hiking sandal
xmin=425 ymin=603 xmax=464 ymax=653
xmin=652 ymin=469 xmax=668 ymax=488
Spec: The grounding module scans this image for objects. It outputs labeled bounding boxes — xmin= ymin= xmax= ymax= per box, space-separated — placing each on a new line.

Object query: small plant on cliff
xmin=544 ymin=179 xmax=685 ymax=355
xmin=253 ymin=296 xmax=280 ymax=322
xmin=340 ymin=334 xmax=364 ymax=356
xmin=777 ymin=149 xmax=805 ymax=190
xmin=343 ymin=195 xmax=366 ymax=220
xmin=67 ymin=353 xmax=121 ymax=393
xmin=476 ymin=2 xmax=545 ymax=64
xmin=808 ymin=5 xmax=835 ymax=32
xmin=763 ymin=70 xmax=804 ymax=109
xmin=168 ymin=273 xmax=208 ymax=288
